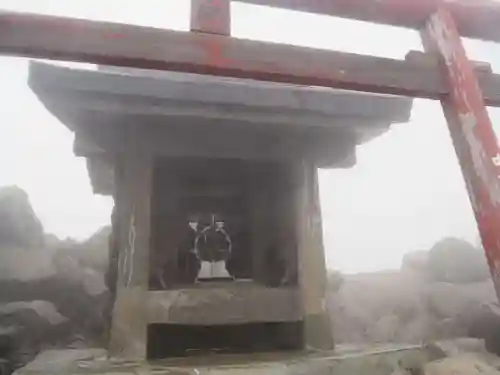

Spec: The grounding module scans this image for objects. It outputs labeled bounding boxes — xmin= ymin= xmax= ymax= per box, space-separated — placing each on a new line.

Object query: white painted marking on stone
xmin=123 ymin=205 xmax=137 ymax=288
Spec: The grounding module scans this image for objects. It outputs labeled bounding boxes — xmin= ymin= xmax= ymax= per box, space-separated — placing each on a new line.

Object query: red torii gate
xmin=239 ymin=0 xmax=500 ymax=42
xmin=1 ymin=0 xmax=500 ymax=297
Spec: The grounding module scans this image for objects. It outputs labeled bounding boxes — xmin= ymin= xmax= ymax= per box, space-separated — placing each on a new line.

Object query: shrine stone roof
xmin=28 ymin=61 xmax=413 ymax=194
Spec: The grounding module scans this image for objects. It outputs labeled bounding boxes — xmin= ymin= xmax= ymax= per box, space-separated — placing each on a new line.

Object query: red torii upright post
xmin=422 ymin=7 xmax=500 ymax=299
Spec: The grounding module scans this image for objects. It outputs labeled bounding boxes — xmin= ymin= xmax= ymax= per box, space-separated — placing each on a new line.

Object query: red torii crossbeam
xmin=239 ymin=0 xmax=500 ymax=42
xmin=0 ymin=0 xmax=500 ymax=299
xmin=1 ymin=11 xmax=500 ymax=105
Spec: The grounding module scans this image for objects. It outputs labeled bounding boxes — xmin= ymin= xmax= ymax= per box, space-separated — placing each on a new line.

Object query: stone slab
xmin=147 ymin=282 xmax=302 ymax=324
xmin=14 ymin=345 xmax=435 ymax=375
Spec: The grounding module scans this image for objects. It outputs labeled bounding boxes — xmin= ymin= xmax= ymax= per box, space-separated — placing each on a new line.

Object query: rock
xmin=328 ymin=267 xmax=497 ymax=345
xmin=389 ymin=370 xmax=411 ymax=375
xmin=370 ymin=315 xmax=399 ymax=343
xmin=427 ymin=284 xmax=473 ymax=320
xmin=329 ymin=271 xmax=427 ymax=344
xmin=0 ymin=186 xmax=43 ymax=248
xmin=0 ymin=246 xmax=56 ymax=282
xmin=71 ymin=227 xmax=110 ymax=275
xmin=427 ymin=238 xmax=489 ymax=284
xmin=0 ymin=238 xmax=109 ymax=372
xmin=401 ymin=250 xmax=429 ymax=275
xmin=466 ymin=302 xmax=500 ymax=356
xmin=327 ymin=270 xmax=344 ymax=293
xmin=0 ymin=301 xmax=70 ymax=374
xmin=13 ymin=349 xmax=108 ymax=375
xmin=426 ymin=339 xmax=500 ymax=374
xmin=81 ymin=269 xmax=107 ymax=297
xmin=0 ymin=301 xmax=69 ymax=350
xmin=398 ymin=315 xmax=429 ymax=344
xmin=52 ymin=251 xmax=107 ymax=296
xmin=423 ymin=356 xmax=500 ymax=375
xmin=0 ymin=188 xmax=112 ymax=374
xmin=426 ymin=282 xmax=497 ymax=341
xmin=427 ymin=338 xmax=500 ymax=366
xmin=0 ymin=301 xmax=67 ymax=326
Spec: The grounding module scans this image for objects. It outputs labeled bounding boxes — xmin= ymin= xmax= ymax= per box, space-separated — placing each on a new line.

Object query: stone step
xmin=14 ymin=345 xmax=434 ymax=375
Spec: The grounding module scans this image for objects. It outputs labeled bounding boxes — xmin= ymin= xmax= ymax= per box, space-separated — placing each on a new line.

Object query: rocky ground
xmin=2 ymin=185 xmax=500 ymax=375
xmin=0 ymin=187 xmax=110 ymax=375
xmin=10 ymin=339 xmax=500 ymax=375
xmin=327 ymin=237 xmax=499 ymax=348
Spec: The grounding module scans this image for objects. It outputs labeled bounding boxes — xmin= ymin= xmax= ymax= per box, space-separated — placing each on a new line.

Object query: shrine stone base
xmin=13 ymin=345 xmax=437 ymax=375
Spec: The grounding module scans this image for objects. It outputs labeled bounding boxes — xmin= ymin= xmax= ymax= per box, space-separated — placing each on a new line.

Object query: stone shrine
xmin=28 ymin=62 xmax=413 ymax=360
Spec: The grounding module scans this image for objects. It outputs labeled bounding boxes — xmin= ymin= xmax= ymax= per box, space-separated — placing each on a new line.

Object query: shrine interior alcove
xmin=149 ymin=157 xmax=298 ymax=290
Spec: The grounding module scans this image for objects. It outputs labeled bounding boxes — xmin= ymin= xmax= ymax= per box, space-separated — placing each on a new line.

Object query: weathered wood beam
xmin=1 ymin=12 xmax=500 ymax=105
xmin=236 ymin=0 xmax=500 ymax=43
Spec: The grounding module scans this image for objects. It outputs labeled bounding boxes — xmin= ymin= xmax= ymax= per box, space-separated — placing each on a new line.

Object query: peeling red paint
xmin=191 ymin=0 xmax=232 ymax=68
xmin=424 ymin=7 xmax=500 ymax=299
xmin=197 ymin=35 xmax=233 ymax=68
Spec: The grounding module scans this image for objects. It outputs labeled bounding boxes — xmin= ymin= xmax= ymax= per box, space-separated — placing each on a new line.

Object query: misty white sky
xmin=0 ymin=0 xmax=499 ymax=273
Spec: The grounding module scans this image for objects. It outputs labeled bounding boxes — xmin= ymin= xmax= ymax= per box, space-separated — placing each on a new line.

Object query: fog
xmin=1 ymin=0 xmax=499 ymax=273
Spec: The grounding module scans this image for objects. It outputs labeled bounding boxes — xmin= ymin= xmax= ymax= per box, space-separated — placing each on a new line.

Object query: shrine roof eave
xmin=28 ymin=62 xmax=415 ymax=196
xmin=28 ymin=61 xmax=413 ymax=145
